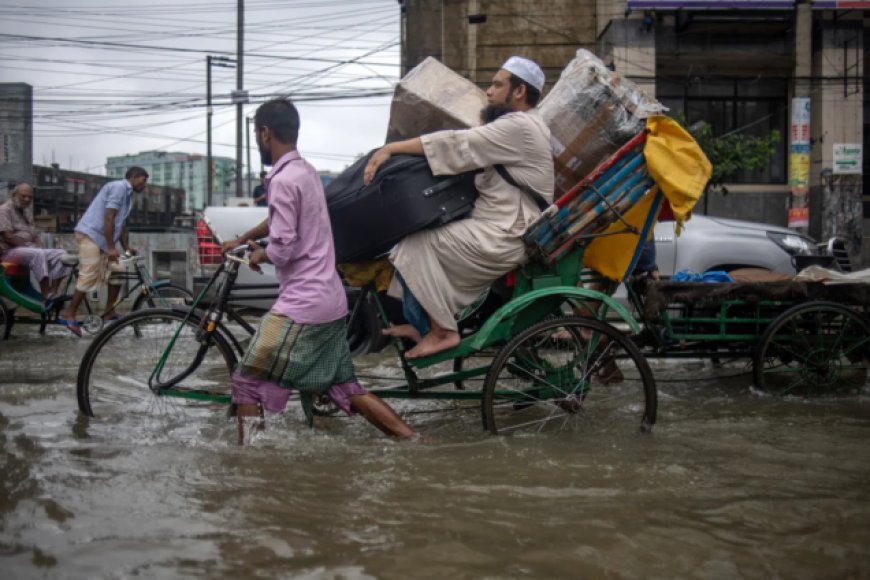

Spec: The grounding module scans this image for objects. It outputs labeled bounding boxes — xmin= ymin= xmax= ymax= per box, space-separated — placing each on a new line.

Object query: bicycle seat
xmin=60 ymin=254 xmax=80 ymax=267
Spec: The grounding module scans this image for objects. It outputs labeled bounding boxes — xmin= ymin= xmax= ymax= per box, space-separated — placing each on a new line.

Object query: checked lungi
xmin=234 ymin=312 xmax=364 ymax=423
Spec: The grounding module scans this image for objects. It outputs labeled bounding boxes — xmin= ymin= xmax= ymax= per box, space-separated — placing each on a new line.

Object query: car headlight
xmin=767 ymin=232 xmax=815 ymax=255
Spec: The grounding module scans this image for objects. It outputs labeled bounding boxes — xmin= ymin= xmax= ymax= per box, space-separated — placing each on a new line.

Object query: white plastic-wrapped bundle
xmin=385 ymin=57 xmax=488 ymax=143
xmin=540 ymin=49 xmax=665 ymax=198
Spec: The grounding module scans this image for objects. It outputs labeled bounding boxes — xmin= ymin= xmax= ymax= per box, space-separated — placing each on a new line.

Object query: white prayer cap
xmin=501 ymin=56 xmax=545 ymax=91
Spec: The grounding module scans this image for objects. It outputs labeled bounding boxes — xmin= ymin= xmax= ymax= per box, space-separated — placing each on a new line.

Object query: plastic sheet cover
xmin=540 ymin=49 xmax=666 ymax=198
xmin=385 ymin=57 xmax=488 ymax=143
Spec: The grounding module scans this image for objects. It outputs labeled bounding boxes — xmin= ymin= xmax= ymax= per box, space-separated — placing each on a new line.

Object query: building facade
xmin=398 ymin=0 xmax=868 ymax=267
xmin=106 ymin=151 xmax=235 ymax=212
xmin=29 ymin=164 xmax=185 ymax=232
xmin=0 ymin=83 xmax=32 ymax=190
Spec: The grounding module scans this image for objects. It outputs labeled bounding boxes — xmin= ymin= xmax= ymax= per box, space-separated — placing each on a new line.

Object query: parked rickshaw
xmin=0 ymin=253 xmax=192 ymax=339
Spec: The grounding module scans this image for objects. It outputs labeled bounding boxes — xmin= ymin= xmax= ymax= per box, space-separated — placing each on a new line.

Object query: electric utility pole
xmin=235 ymin=0 xmax=245 ymax=197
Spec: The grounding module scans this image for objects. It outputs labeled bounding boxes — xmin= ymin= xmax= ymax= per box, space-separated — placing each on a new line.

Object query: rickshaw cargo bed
xmin=643 ymin=279 xmax=870 ymax=320
xmin=325 ymin=150 xmax=478 ymax=264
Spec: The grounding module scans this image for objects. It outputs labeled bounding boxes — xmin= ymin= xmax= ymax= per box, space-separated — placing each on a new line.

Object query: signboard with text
xmin=832 ymin=143 xmax=862 ymax=174
xmin=787 ymin=207 xmax=809 ymax=229
xmin=791 ymin=97 xmax=810 ymax=147
xmin=788 ymin=97 xmax=811 ymax=229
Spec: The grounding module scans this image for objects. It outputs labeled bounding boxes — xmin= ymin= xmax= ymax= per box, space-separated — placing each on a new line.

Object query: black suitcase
xmin=325 ymin=149 xmax=478 ymax=263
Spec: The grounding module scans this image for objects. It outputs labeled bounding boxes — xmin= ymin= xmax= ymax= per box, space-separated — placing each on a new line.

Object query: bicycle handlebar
xmin=118 ymin=254 xmax=143 ymax=265
xmin=227 ymin=238 xmax=269 ymax=257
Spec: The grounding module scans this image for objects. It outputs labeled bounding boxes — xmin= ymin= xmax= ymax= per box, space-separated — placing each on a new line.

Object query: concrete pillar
xmin=466 ymin=0 xmax=479 ymax=83
xmin=788 ymin=1 xmax=812 ymax=234
xmin=811 ymin=16 xmax=864 ymax=267
xmin=597 ymin=10 xmax=657 ymax=98
xmin=401 ymin=0 xmax=444 ymax=75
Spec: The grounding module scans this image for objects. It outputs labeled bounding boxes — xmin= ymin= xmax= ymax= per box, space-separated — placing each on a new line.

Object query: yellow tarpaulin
xmin=583 ymin=116 xmax=711 ymax=280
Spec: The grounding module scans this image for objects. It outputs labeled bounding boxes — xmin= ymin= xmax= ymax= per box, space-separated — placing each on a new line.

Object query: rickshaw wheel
xmin=481 ymin=316 xmax=656 ymax=435
xmin=753 ymin=301 xmax=870 ymax=396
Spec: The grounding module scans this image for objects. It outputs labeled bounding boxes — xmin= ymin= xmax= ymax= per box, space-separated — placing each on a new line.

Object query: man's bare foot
xmin=405 ymin=330 xmax=461 ymax=359
xmin=349 ymin=394 xmax=415 ymax=439
xmin=382 ymin=324 xmax=422 ymax=344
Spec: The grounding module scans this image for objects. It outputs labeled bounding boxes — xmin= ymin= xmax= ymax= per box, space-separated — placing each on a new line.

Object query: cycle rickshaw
xmin=75 ymin=117 xmax=869 ymax=435
xmin=0 ymin=252 xmax=193 ymax=339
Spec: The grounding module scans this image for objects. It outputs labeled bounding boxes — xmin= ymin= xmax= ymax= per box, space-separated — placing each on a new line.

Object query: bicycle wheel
xmin=481 ymin=316 xmax=656 ymax=435
xmin=132 ymin=283 xmax=194 ymax=311
xmin=77 ymin=308 xmax=236 ymax=422
xmin=753 ymin=301 xmax=870 ymax=395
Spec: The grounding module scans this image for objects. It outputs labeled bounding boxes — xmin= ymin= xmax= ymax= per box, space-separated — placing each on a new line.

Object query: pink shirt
xmin=264 ymin=150 xmax=347 ymax=324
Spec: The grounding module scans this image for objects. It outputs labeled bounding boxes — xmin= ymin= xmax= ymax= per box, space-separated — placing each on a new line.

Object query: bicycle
xmin=76 ymin=243 xmax=260 ymax=419
xmin=0 ymin=252 xmax=193 ymax=339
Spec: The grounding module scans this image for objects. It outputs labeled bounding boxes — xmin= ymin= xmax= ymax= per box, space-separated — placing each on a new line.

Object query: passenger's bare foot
xmin=382 ymin=324 xmax=422 ymax=344
xmin=405 ymin=330 xmax=461 ymax=359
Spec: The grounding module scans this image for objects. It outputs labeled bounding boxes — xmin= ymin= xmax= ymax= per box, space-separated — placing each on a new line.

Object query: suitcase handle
xmin=422 ymin=175 xmax=465 ymax=198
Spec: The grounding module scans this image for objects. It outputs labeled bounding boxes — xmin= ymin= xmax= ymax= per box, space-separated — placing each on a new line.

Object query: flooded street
xmin=2 ymin=325 xmax=869 ymax=579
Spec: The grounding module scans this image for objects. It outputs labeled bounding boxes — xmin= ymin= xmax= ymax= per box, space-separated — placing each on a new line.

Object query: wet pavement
xmin=2 ymin=322 xmax=870 ymax=579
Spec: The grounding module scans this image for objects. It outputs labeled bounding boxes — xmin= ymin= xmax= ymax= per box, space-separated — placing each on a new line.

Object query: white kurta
xmin=389 ymin=109 xmax=554 ymax=331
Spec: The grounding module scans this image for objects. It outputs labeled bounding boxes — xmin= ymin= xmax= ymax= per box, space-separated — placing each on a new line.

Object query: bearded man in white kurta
xmin=363 ymin=57 xmax=554 ymax=358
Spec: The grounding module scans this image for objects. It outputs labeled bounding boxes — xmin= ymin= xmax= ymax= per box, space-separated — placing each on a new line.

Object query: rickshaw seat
xmin=60 ymin=254 xmax=79 ymax=267
xmin=1 ymin=261 xmax=28 ymax=277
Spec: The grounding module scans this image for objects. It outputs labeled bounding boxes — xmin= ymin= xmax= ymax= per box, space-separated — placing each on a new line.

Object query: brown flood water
xmin=1 ymin=326 xmax=869 ymax=579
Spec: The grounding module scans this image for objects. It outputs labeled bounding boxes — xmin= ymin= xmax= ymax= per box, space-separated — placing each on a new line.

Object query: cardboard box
xmin=386 ymin=57 xmax=488 ymax=142
xmin=540 ymin=49 xmax=665 ymax=198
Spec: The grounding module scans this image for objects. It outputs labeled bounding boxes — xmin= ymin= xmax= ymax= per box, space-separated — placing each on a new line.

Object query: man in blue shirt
xmin=251 ymin=170 xmax=267 ymax=207
xmin=58 ymin=166 xmax=148 ymax=336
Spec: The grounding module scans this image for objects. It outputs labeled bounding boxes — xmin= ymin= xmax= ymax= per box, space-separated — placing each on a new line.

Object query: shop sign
xmin=791 ymin=97 xmax=810 ymax=147
xmin=832 ymin=143 xmax=862 ymax=175
xmin=787 ymin=207 xmax=809 ymax=229
xmin=627 ymin=1 xmax=870 ymax=9
xmin=813 ymin=2 xmax=870 ymax=8
xmin=788 ymin=151 xmax=810 ymax=194
xmin=628 ymin=1 xmax=795 ymax=7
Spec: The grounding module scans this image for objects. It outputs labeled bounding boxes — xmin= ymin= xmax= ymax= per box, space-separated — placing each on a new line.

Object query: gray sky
xmin=0 ymin=0 xmax=400 ymax=174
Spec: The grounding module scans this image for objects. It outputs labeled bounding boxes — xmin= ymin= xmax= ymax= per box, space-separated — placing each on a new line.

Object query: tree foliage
xmin=677 ymin=115 xmax=781 ymax=193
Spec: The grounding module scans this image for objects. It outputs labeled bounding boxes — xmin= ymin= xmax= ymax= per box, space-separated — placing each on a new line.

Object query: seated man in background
xmin=363 ymin=56 xmax=554 ymax=359
xmin=0 ymin=183 xmax=71 ymax=303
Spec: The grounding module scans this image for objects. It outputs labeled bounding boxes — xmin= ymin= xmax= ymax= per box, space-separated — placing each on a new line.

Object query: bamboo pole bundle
xmin=523 ymin=131 xmax=652 ymax=265
xmin=543 ymin=177 xmax=654 ymax=264
xmin=525 ymin=149 xmax=645 ymax=251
